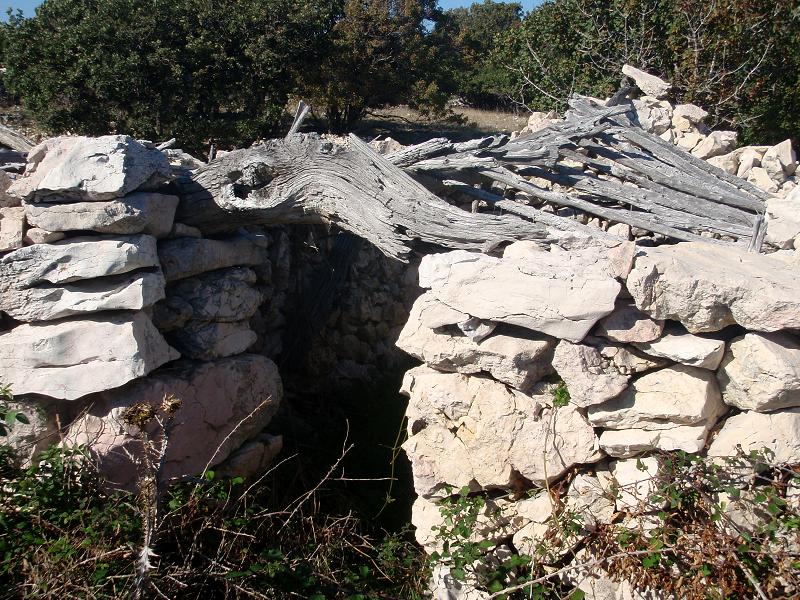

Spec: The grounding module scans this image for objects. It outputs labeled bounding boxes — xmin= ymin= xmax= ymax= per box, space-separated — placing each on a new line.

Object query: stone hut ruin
xmin=1 ymin=67 xmax=799 ymax=598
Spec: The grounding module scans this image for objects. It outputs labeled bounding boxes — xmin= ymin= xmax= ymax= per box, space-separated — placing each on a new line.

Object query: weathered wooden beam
xmin=0 ymin=124 xmax=33 ymax=153
xmin=178 ymin=133 xmax=549 ymax=261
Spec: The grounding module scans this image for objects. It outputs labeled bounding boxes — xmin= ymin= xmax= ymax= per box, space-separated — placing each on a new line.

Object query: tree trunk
xmin=177 ymin=133 xmax=548 ymax=261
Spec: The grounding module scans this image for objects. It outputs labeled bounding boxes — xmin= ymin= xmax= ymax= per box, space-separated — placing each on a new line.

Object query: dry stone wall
xmin=0 ymin=133 xmax=418 ymax=488
xmin=398 ymin=223 xmax=800 ymax=600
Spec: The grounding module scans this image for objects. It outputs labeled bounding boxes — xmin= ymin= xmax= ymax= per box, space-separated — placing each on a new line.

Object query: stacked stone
xmin=396 ymin=236 xmax=800 ymax=599
xmin=0 ymin=135 xmax=282 ymax=487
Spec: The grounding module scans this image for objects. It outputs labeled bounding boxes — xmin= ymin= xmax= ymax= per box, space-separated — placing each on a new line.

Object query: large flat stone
xmin=627 ymin=242 xmax=800 ymax=333
xmin=552 ymin=340 xmax=630 ymax=407
xmin=396 ymin=292 xmax=555 ymax=392
xmin=8 ymin=135 xmax=171 ymax=202
xmin=633 ymin=327 xmax=725 ymax=370
xmin=717 ymin=333 xmax=800 ymax=411
xmin=66 ymin=354 xmax=282 ymax=488
xmin=595 ymin=300 xmax=663 ymax=343
xmin=0 ymin=234 xmax=159 ymax=287
xmin=418 ymin=245 xmax=622 ymax=342
xmin=158 ymin=236 xmax=268 ymax=281
xmin=587 ymin=365 xmax=726 ymax=430
xmin=401 ymin=367 xmax=599 ymax=497
xmin=598 ymin=422 xmax=716 ymax=458
xmin=622 ymin=65 xmax=671 ymax=99
xmin=25 ymin=192 xmax=179 ymax=238
xmin=0 ymin=312 xmax=179 ymax=400
xmin=0 ymin=270 xmax=165 ymax=322
xmin=0 ymin=206 xmax=25 ymax=252
xmin=708 ymin=409 xmax=800 ymax=465
xmin=168 ymin=320 xmax=257 ymax=361
xmin=166 ymin=267 xmax=262 ymax=323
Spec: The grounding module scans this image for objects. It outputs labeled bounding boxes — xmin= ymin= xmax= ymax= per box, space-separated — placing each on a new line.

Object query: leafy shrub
xmin=2 ymin=0 xmax=336 ymax=151
xmin=430 ymin=450 xmax=800 ymax=599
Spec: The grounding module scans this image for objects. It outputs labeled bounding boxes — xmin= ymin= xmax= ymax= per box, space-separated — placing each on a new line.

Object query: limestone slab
xmin=717 ymin=333 xmax=800 ymax=412
xmin=708 ymin=409 xmax=800 ymax=465
xmin=633 ymin=329 xmax=725 ymax=370
xmin=168 ymin=320 xmax=257 ymax=361
xmin=587 ymin=365 xmax=725 ymax=430
xmin=0 ymin=206 xmax=25 ymax=252
xmin=167 ymin=267 xmax=262 ymax=323
xmin=158 ymin=235 xmax=267 ymax=281
xmin=552 ymin=340 xmax=629 ymax=407
xmin=418 ymin=246 xmax=622 ymax=342
xmin=0 ymin=234 xmax=159 ymax=287
xmin=627 ymin=242 xmax=800 ymax=333
xmin=595 ymin=301 xmax=663 ymax=343
xmin=622 ymin=65 xmax=671 ymax=99
xmin=25 ymin=192 xmax=179 ymax=238
xmin=8 ymin=135 xmax=171 ymax=202
xmin=0 ymin=312 xmax=179 ymax=400
xmin=397 ymin=293 xmax=555 ymax=392
xmin=0 ymin=270 xmax=165 ymax=322
xmin=66 ymin=354 xmax=281 ymax=488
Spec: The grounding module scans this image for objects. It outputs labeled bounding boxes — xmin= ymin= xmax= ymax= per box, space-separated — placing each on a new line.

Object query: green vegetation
xmin=491 ymin=0 xmax=800 ymax=144
xmin=0 ymin=396 xmax=428 ymax=599
xmin=1 ymin=0 xmax=797 ymax=146
xmin=431 ymin=450 xmax=800 ymax=599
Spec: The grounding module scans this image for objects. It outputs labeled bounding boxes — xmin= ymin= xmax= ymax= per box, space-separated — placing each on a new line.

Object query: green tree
xmin=302 ymin=0 xmax=445 ymax=132
xmin=2 ymin=0 xmax=336 ymax=151
xmin=491 ymin=0 xmax=800 ymax=145
xmin=431 ymin=0 xmax=523 ymax=108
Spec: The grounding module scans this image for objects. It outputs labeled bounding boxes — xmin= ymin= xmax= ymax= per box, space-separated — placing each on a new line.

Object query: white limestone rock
xmin=587 ymin=365 xmax=725 ymax=430
xmin=765 ymin=196 xmax=800 ymax=249
xmin=736 ymin=146 xmax=769 ymax=179
xmin=629 ymin=98 xmax=672 ymax=135
xmin=672 ymin=103 xmax=708 ymax=126
xmin=552 ymin=340 xmax=630 ymax=407
xmin=0 ymin=270 xmax=166 ymax=322
xmin=598 ymin=422 xmax=715 ymax=458
xmin=8 ymin=135 xmax=171 ymax=202
xmin=707 ymin=409 xmax=800 ymax=465
xmin=707 ymin=149 xmax=741 ymax=175
xmin=166 ymin=267 xmax=262 ymax=323
xmin=0 ymin=312 xmax=179 ymax=400
xmin=158 ymin=235 xmax=268 ymax=281
xmin=622 ymin=65 xmax=671 ymax=99
xmin=402 ymin=367 xmax=600 ymax=496
xmin=761 ymin=139 xmax=796 ymax=184
xmin=627 ymin=242 xmax=800 ymax=333
xmin=0 ymin=206 xmax=25 ymax=252
xmin=418 ymin=244 xmax=623 ymax=343
xmin=633 ymin=328 xmax=725 ymax=370
xmin=748 ymin=166 xmax=779 ymax=193
xmin=595 ymin=301 xmax=664 ymax=343
xmin=717 ymin=333 xmax=800 ymax=412
xmin=23 ymin=228 xmax=65 ymax=245
xmin=66 ymin=354 xmax=281 ymax=488
xmin=397 ymin=294 xmax=555 ymax=392
xmin=522 ymin=110 xmax=559 ymax=134
xmin=611 ymin=456 xmax=660 ymax=512
xmin=25 ymin=192 xmax=179 ymax=238
xmin=0 ymin=234 xmax=159 ymax=287
xmin=676 ymin=131 xmax=703 ymax=151
xmin=691 ymin=130 xmax=738 ymax=160
xmin=168 ymin=320 xmax=257 ymax=361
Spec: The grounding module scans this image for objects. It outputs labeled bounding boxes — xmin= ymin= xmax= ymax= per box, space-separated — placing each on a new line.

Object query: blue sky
xmin=5 ymin=0 xmax=544 ymax=20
